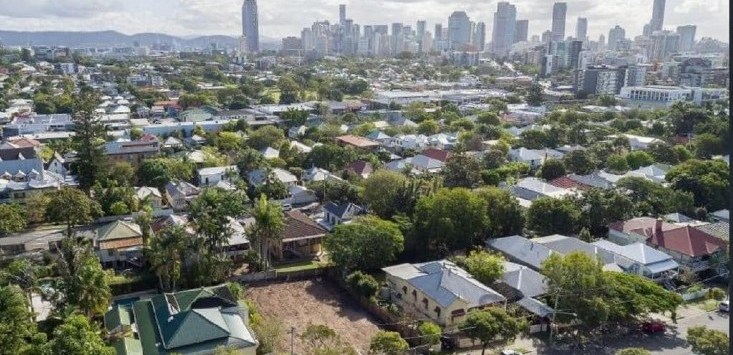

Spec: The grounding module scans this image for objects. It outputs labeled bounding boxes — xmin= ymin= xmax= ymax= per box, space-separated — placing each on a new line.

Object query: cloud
xmin=0 ymin=0 xmax=727 ymax=42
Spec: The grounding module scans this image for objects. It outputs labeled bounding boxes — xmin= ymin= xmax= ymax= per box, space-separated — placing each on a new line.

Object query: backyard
xmin=246 ymin=278 xmax=381 ymax=354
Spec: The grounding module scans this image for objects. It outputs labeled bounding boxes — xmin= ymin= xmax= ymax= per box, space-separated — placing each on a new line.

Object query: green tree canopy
xmin=606 ymin=154 xmax=630 ymax=174
xmin=0 ymin=204 xmax=27 ymax=237
xmin=50 ymin=314 xmax=114 ymax=355
xmin=461 ymin=308 xmax=523 ymax=355
xmin=625 ymin=151 xmax=655 ymax=170
xmin=45 ymin=188 xmax=102 ymax=237
xmin=247 ymin=126 xmax=286 ymax=150
xmin=686 ymin=326 xmax=729 ymax=355
xmin=0 ymin=285 xmax=47 ymax=355
xmin=526 ymin=197 xmax=580 ymax=236
xmin=474 ymin=187 xmax=525 ymax=238
xmin=463 ymin=250 xmax=505 ymax=285
xmin=324 ymin=216 xmax=404 ymax=271
xmin=563 ymin=150 xmax=597 ymax=174
xmin=362 ymin=170 xmax=408 ymax=219
xmin=538 ymin=159 xmax=566 ymax=181
xmin=443 ymin=154 xmax=482 ymax=188
xmin=666 ymin=159 xmax=729 ymax=211
xmin=300 ymin=324 xmax=357 ymax=355
xmin=369 ymin=331 xmax=408 ymax=355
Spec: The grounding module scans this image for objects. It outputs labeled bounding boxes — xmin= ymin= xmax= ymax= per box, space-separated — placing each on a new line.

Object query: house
xmin=223 ymin=217 xmax=250 ymax=260
xmin=289 ymin=140 xmax=312 ymax=154
xmin=251 ymin=210 xmax=327 ymax=262
xmin=493 ymin=262 xmax=554 ymax=321
xmin=46 ymin=151 xmax=72 ymax=178
xmin=388 ymin=134 xmax=429 ymax=152
xmin=410 ymin=154 xmax=445 ymax=173
xmin=609 ymin=217 xmax=728 ymax=274
xmin=383 ymin=260 xmax=507 ymax=329
xmin=162 ymin=136 xmax=183 ymax=150
xmin=259 ymin=147 xmax=280 ymax=160
xmin=609 ymin=134 xmax=663 ymax=150
xmin=136 ymin=186 xmax=165 ymax=209
xmin=504 ymin=177 xmax=576 ymax=205
xmin=629 ymin=164 xmax=670 ymax=184
xmin=321 ymin=202 xmax=363 ymax=230
xmin=694 ymin=222 xmax=729 ymax=244
xmin=335 ymin=135 xmax=380 ymax=151
xmin=288 ymin=125 xmax=307 ymax=139
xmin=287 ymin=185 xmax=317 ymax=205
xmin=566 ymin=173 xmax=614 ymax=189
xmin=593 ymin=240 xmax=679 ymax=282
xmin=105 ymin=140 xmax=160 ymax=166
xmin=94 ymin=220 xmax=144 ymax=269
xmin=345 ymin=160 xmax=373 ymax=179
xmin=104 ymin=285 xmax=258 ymax=355
xmin=421 ymin=148 xmax=451 ymax=163
xmin=487 ymin=236 xmax=553 ymax=271
xmin=198 ymin=165 xmax=239 ymax=187
xmin=0 ymin=141 xmax=45 ymax=181
xmin=247 ymin=168 xmax=298 ymax=187
xmin=165 ymin=181 xmax=201 ymax=211
xmin=710 ymin=209 xmax=729 ymax=223
xmin=301 ymin=167 xmax=342 ymax=184
xmin=185 ymin=134 xmax=207 ymax=148
xmin=532 ymin=234 xmax=620 ymax=271
xmin=365 ymin=130 xmax=392 ymax=144
xmin=507 ymin=148 xmax=543 ymax=169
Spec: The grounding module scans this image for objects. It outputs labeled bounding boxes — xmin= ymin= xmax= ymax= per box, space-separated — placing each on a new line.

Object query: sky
xmin=0 ymin=0 xmax=728 ymax=42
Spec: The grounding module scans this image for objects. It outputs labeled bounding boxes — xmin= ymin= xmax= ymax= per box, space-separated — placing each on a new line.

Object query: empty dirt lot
xmin=246 ymin=278 xmax=381 ymax=354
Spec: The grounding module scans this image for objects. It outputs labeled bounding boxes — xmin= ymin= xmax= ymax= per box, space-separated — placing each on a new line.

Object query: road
xmin=452 ymin=304 xmax=728 ymax=355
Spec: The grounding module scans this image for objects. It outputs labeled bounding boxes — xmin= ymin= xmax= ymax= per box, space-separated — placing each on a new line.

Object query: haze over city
xmin=0 ymin=0 xmax=729 ymax=42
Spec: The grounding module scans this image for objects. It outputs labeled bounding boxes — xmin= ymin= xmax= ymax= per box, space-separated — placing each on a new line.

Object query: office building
xmin=551 ymin=2 xmax=567 ymax=42
xmin=514 ymin=19 xmax=529 ymax=43
xmin=619 ymin=86 xmax=727 ymax=108
xmin=677 ymin=57 xmax=729 ymax=88
xmin=448 ymin=11 xmax=472 ymax=49
xmin=241 ymin=0 xmax=259 ymax=53
xmin=541 ymin=30 xmax=552 ymax=44
xmin=392 ymin=23 xmax=404 ymax=54
xmin=649 ymin=30 xmax=680 ymax=62
xmin=492 ymin=2 xmax=517 ymax=57
xmin=608 ymin=25 xmax=626 ymax=51
xmin=434 ymin=24 xmax=443 ymax=41
xmin=650 ymin=0 xmax=665 ymax=33
xmin=576 ymin=65 xmax=627 ymax=95
xmin=676 ymin=25 xmax=697 ymax=52
xmin=339 ymin=4 xmax=346 ymax=25
xmin=576 ymin=17 xmax=588 ymax=41
xmin=281 ymin=37 xmax=302 ymax=55
xmin=625 ymin=65 xmax=647 ymax=87
xmin=474 ymin=22 xmax=486 ymax=51
xmin=569 ymin=40 xmax=583 ymax=69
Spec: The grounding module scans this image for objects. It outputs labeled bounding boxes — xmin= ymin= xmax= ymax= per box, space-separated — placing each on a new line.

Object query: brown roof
xmin=648 ymin=226 xmax=726 ymax=257
xmin=549 ymin=176 xmax=588 ymax=190
xmin=610 ymin=217 xmax=726 ymax=257
xmin=282 ymin=210 xmax=327 ymax=242
xmin=346 ymin=160 xmax=373 ymax=175
xmin=6 ymin=137 xmax=42 ymax=148
xmin=335 ymin=135 xmax=380 ymax=148
xmin=422 ymin=148 xmax=451 ymax=163
xmin=99 ymin=237 xmax=143 ymax=250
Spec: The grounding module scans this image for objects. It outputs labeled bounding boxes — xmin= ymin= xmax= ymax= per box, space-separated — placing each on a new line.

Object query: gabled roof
xmin=346 ymin=160 xmax=373 ymax=175
xmin=593 ymin=240 xmax=676 ymax=266
xmin=97 ymin=220 xmax=143 ymax=241
xmin=283 ymin=210 xmax=327 ymax=242
xmin=335 ymin=135 xmax=379 ymax=148
xmin=323 ymin=202 xmax=362 ymax=220
xmin=694 ymin=222 xmax=729 ymax=242
xmin=549 ymin=176 xmax=589 ymax=190
xmin=533 ymin=234 xmax=616 ymax=265
xmin=648 ymin=226 xmax=726 ymax=257
xmin=136 ymin=186 xmax=162 ymax=200
xmin=487 ymin=236 xmax=553 ymax=270
xmin=500 ymin=261 xmax=548 ymax=298
xmin=383 ymin=260 xmax=506 ymax=309
xmin=421 ymin=148 xmax=451 ymax=163
xmin=411 ymin=154 xmax=444 ymax=171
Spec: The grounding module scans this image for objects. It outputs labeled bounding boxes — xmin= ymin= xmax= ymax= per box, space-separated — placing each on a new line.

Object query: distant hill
xmin=0 ymin=30 xmax=279 ymax=49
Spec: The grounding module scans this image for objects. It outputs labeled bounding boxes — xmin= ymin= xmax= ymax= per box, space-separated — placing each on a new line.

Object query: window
xmin=402 ymin=286 xmax=407 ymax=295
xmin=411 ymin=289 xmax=417 ymax=301
xmin=434 ymin=307 xmax=441 ymax=317
xmin=422 ymin=298 xmax=428 ymax=310
xmin=107 ymin=250 xmax=115 ymax=257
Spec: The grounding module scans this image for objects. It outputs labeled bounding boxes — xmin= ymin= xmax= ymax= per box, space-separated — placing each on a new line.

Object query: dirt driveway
xmin=246 ymin=278 xmax=381 ymax=354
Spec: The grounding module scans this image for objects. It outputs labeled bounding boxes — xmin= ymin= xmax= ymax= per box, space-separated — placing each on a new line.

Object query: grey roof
xmin=516 ymin=297 xmax=554 ymax=318
xmin=501 ymin=261 xmax=548 ymax=298
xmin=711 ymin=209 xmax=729 ymax=222
xmin=508 ymin=148 xmax=543 ymax=162
xmin=486 ymin=236 xmax=553 ymax=270
xmin=567 ymin=173 xmax=614 ymax=189
xmin=592 ymin=240 xmax=676 ymax=266
xmin=411 ymin=154 xmax=444 ymax=170
xmin=694 ymin=222 xmax=729 ymax=242
xmin=664 ymin=213 xmax=695 ymax=223
xmin=323 ymin=202 xmax=362 ymax=219
xmin=383 ymin=260 xmax=505 ymax=309
xmin=533 ymin=234 xmax=616 ymax=265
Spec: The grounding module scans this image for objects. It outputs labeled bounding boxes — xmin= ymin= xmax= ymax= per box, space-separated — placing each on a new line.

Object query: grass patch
xmin=698 ymin=299 xmax=719 ymax=312
xmin=274 ymin=260 xmax=324 ymax=273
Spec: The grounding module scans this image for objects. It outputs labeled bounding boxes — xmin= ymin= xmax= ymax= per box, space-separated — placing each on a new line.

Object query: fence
xmin=681 ymin=288 xmax=710 ymax=302
xmin=234 ymin=266 xmax=331 ymax=284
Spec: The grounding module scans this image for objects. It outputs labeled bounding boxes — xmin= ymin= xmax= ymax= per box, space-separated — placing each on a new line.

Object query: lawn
xmin=274 ymin=260 xmax=324 ymax=273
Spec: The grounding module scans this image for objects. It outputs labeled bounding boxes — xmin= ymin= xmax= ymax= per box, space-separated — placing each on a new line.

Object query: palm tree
xmin=52 ymin=237 xmax=111 ymax=319
xmin=248 ymin=194 xmax=284 ymax=270
xmin=1 ymin=259 xmax=39 ymax=321
xmin=147 ymin=225 xmax=187 ymax=292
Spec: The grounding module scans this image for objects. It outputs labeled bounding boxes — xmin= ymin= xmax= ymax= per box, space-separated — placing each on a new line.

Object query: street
xmin=452 ymin=304 xmax=729 ymax=355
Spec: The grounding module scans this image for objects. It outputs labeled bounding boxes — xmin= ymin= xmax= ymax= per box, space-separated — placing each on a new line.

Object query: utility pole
xmin=288 ymin=326 xmax=296 ymax=355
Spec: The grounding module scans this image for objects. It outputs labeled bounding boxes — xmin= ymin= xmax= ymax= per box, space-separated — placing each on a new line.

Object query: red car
xmin=642 ymin=320 xmax=666 ymax=334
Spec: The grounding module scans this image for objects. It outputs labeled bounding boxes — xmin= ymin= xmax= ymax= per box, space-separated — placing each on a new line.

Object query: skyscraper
xmin=434 ymin=24 xmax=443 ymax=41
xmin=551 ymin=2 xmax=567 ymax=42
xmin=576 ymin=17 xmax=588 ymax=41
xmin=491 ymin=2 xmax=517 ymax=57
xmin=417 ymin=20 xmax=427 ymax=53
xmin=650 ymin=0 xmax=665 ymax=33
xmin=339 ymin=4 xmax=346 ymax=25
xmin=391 ymin=23 xmax=403 ymax=54
xmin=474 ymin=22 xmax=486 ymax=51
xmin=448 ymin=11 xmax=472 ymax=49
xmin=242 ymin=0 xmax=259 ymax=53
xmin=514 ymin=19 xmax=529 ymax=43
xmin=676 ymin=25 xmax=697 ymax=52
xmin=608 ymin=25 xmax=626 ymax=51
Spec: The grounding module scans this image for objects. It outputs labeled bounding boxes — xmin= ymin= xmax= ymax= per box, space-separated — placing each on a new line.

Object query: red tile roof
xmin=549 ymin=176 xmax=587 ymax=190
xmin=421 ymin=148 xmax=451 ymax=162
xmin=610 ymin=217 xmax=726 ymax=257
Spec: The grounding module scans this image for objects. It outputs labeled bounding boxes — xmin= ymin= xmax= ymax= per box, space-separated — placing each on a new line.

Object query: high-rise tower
xmin=491 ymin=2 xmax=517 ymax=57
xmin=242 ymin=0 xmax=259 ymax=53
xmin=551 ymin=2 xmax=567 ymax=42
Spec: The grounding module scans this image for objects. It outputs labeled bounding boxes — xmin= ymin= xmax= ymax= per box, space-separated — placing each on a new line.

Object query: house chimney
xmin=655 ymin=218 xmax=663 ymax=235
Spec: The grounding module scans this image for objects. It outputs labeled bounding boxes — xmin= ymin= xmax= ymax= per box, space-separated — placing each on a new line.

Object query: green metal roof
xmin=105 ymin=305 xmax=132 ymax=330
xmin=132 ymin=300 xmax=162 ymax=355
xmin=112 ymin=337 xmax=143 ymax=355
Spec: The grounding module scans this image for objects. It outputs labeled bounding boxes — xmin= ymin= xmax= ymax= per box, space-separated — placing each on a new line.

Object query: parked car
xmin=501 ymin=350 xmax=522 ymax=355
xmin=719 ymin=300 xmax=729 ymax=312
xmin=641 ymin=320 xmax=666 ymax=334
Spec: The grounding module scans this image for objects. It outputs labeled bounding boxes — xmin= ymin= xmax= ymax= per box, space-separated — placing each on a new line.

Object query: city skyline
xmin=0 ymin=0 xmax=728 ymax=43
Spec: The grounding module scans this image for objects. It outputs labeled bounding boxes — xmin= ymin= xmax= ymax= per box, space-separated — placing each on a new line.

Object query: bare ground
xmin=246 ymin=278 xmax=381 ymax=354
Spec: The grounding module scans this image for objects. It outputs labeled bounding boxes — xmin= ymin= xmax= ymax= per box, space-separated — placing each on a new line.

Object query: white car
xmin=500 ymin=350 xmax=521 ymax=355
xmin=719 ymin=300 xmax=729 ymax=312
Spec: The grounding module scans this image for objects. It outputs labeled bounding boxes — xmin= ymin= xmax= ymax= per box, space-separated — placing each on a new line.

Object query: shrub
xmin=708 ymin=287 xmax=726 ymax=301
xmin=345 ymin=271 xmax=379 ymax=299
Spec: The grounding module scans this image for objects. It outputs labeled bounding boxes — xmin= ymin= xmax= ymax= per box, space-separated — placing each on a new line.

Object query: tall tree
xmin=71 ymin=89 xmax=108 ymax=191
xmin=526 ymin=197 xmax=581 ymax=236
xmin=247 ymin=194 xmax=285 ymax=270
xmin=1 ymin=260 xmax=39 ymax=321
xmin=45 ymin=188 xmax=102 ymax=237
xmin=147 ymin=225 xmax=187 ymax=292
xmin=461 ymin=308 xmax=523 ymax=355
xmin=443 ymin=154 xmax=482 ymax=188
xmin=538 ymin=159 xmax=566 ymax=181
xmin=0 ymin=285 xmax=48 ymax=354
xmin=300 ymin=324 xmax=357 ymax=355
xmin=189 ymin=188 xmax=248 ymax=254
xmin=324 ymin=216 xmax=404 ymax=271
xmin=463 ymin=250 xmax=505 ymax=285
xmin=0 ymin=204 xmax=26 ymax=237
xmin=686 ymin=326 xmax=729 ymax=355
xmin=362 ymin=170 xmax=408 ymax=219
xmin=50 ymin=314 xmax=114 ymax=355
xmin=526 ymin=83 xmax=544 ymax=106
xmin=369 ymin=331 xmax=408 ymax=355
xmin=51 ymin=238 xmax=111 ymax=318
xmin=474 ymin=187 xmax=525 ymax=239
